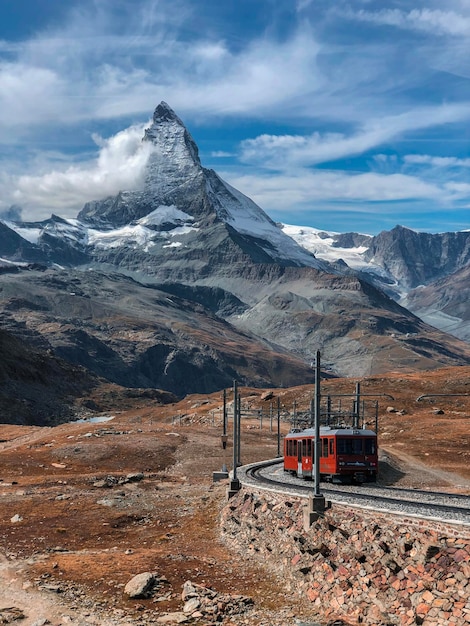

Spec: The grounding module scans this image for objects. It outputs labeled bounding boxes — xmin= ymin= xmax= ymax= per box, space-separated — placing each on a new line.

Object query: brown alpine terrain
xmin=0 ymin=365 xmax=469 ymax=625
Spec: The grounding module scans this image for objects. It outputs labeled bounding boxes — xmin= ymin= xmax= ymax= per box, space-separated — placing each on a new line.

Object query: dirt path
xmin=0 ymin=554 xmax=68 ymax=626
xmin=380 ymin=445 xmax=470 ymax=492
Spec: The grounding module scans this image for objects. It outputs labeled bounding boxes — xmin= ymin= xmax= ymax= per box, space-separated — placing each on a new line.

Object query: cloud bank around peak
xmin=2 ymin=123 xmax=152 ymax=220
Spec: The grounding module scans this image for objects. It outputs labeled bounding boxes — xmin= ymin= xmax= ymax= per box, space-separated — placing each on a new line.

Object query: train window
xmin=307 ymin=439 xmax=312 ymax=458
xmin=337 ymin=438 xmax=364 ymax=455
xmin=329 ymin=439 xmax=334 ymax=455
xmin=302 ymin=439 xmax=308 ymax=457
xmin=364 ymin=439 xmax=376 ymax=454
xmin=322 ymin=438 xmax=328 ymax=457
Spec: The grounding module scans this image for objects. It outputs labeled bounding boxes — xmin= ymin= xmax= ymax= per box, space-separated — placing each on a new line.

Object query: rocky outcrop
xmin=364 ymin=225 xmax=470 ymax=289
xmin=221 ymin=490 xmax=470 ymax=625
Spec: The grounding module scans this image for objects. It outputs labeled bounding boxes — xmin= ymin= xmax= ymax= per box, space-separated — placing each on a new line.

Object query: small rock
xmin=96 ymin=498 xmax=120 ymax=507
xmin=183 ymin=597 xmax=200 ymax=614
xmin=156 ymin=613 xmax=189 ymax=624
xmin=0 ymin=607 xmax=26 ymax=623
xmin=261 ymin=390 xmax=274 ymax=401
xmin=126 ymin=472 xmax=144 ymax=482
xmin=10 ymin=514 xmax=23 ymax=523
xmin=124 ymin=572 xmax=157 ymax=599
xmin=40 ymin=583 xmax=63 ymax=593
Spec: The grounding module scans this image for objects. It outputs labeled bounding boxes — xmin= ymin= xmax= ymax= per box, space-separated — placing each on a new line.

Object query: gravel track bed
xmin=240 ymin=459 xmax=470 ymax=526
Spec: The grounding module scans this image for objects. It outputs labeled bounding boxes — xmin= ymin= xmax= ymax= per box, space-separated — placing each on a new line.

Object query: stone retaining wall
xmin=220 ymin=489 xmax=470 ymax=625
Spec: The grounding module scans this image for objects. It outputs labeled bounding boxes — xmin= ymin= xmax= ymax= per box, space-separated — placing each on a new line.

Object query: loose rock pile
xmin=121 ymin=575 xmax=254 ymax=624
xmin=181 ymin=580 xmax=253 ymax=622
xmin=221 ymin=490 xmax=470 ymax=625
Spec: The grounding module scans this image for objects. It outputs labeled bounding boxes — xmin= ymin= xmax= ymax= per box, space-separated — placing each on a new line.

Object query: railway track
xmin=241 ymin=459 xmax=470 ymax=525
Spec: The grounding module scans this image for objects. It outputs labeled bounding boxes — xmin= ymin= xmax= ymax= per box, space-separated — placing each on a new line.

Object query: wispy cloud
xmin=0 ymin=5 xmax=322 ymax=136
xmin=349 ymin=8 xmax=470 ymax=37
xmin=224 ymin=169 xmax=449 ymax=211
xmin=404 ymin=154 xmax=470 ymax=167
xmin=240 ymin=104 xmax=470 ymax=169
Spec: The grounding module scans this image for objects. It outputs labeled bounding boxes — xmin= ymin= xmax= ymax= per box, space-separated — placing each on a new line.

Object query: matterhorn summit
xmin=143 ymin=101 xmax=202 ymax=189
xmin=75 ymin=101 xmax=324 ymax=269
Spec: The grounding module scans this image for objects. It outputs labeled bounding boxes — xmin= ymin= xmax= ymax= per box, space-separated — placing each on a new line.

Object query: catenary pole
xmin=232 ymin=380 xmax=238 ymax=481
xmin=314 ymin=350 xmax=321 ymax=498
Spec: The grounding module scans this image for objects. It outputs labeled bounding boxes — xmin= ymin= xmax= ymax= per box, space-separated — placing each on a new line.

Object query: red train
xmin=284 ymin=426 xmax=378 ymax=483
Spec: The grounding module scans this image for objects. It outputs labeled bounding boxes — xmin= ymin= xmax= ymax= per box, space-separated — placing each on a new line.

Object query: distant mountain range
xmin=0 ymin=102 xmax=468 ymax=405
xmin=282 ymin=224 xmax=470 ymax=341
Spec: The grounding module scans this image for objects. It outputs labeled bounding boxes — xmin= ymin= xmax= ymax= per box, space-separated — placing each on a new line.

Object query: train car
xmin=283 ymin=426 xmax=378 ymax=483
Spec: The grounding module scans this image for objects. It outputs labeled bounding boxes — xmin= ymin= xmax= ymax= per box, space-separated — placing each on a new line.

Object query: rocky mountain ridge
xmin=283 ymin=224 xmax=470 ymax=341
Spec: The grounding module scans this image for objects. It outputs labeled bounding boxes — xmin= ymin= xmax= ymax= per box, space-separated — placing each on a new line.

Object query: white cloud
xmin=3 ymin=123 xmax=152 ymax=220
xmin=404 ymin=154 xmax=470 ymax=167
xmin=239 ymin=104 xmax=470 ymax=169
xmin=296 ymin=0 xmax=315 ymax=12
xmin=350 ymin=8 xmax=470 ymax=36
xmin=0 ymin=5 xmax=323 ymax=134
xmin=223 ymin=169 xmax=448 ymax=212
xmin=444 ymin=181 xmax=470 ymax=195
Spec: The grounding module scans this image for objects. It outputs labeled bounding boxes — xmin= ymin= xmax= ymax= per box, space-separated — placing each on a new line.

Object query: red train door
xmin=297 ymin=439 xmax=303 ymax=477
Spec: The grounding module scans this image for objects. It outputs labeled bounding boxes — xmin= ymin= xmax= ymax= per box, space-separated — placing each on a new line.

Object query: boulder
xmin=124 ymin=572 xmax=157 ymax=599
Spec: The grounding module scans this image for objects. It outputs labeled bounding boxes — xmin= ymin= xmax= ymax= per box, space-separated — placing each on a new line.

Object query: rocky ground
xmin=0 ymin=365 xmax=469 ymax=625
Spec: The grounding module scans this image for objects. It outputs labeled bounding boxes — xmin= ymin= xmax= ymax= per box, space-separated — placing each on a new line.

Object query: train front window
xmin=365 ymin=439 xmax=376 ymax=454
xmin=337 ymin=438 xmax=364 ymax=455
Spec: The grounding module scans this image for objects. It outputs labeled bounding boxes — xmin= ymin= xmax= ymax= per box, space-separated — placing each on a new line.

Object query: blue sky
xmin=0 ymin=0 xmax=469 ymax=234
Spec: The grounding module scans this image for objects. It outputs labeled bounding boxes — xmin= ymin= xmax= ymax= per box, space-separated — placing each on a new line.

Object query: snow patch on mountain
xmin=3 ymin=204 xmax=198 ymax=254
xmin=3 ymin=221 xmax=42 ymax=244
xmin=0 ymin=257 xmax=29 ymax=267
xmin=138 ymin=205 xmax=194 ymax=227
xmin=281 ymin=224 xmax=370 ymax=267
xmin=88 ymin=207 xmax=198 ymax=252
xmin=281 ymin=222 xmax=402 ymax=285
xmin=204 ymin=174 xmax=326 ymax=269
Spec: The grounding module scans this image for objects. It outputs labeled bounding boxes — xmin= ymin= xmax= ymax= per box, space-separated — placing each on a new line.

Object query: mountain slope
xmin=0 ymin=327 xmax=98 ymax=425
xmin=0 ymin=267 xmax=317 ymax=394
xmin=402 ymin=265 xmax=470 ymax=342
